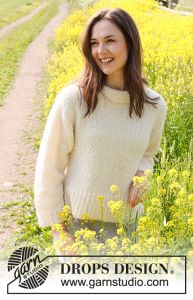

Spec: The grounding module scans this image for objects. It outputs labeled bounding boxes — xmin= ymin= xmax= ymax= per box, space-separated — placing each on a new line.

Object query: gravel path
xmin=0 ymin=2 xmax=49 ymax=39
xmin=0 ymin=2 xmax=69 ymax=250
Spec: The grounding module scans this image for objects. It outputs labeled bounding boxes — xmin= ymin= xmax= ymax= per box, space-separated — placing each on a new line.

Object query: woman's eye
xmin=91 ymin=42 xmax=97 ymax=45
xmin=91 ymin=40 xmax=114 ymax=46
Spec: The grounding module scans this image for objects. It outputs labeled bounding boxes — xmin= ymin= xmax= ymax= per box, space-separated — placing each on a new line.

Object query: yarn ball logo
xmin=8 ymin=247 xmax=49 ymax=289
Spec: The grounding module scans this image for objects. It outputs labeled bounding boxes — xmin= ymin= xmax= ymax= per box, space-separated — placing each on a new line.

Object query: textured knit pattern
xmin=34 ymin=83 xmax=167 ymax=227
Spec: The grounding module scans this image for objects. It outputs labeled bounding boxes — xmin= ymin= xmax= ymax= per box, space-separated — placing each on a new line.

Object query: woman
xmin=34 ymin=8 xmax=167 ymax=251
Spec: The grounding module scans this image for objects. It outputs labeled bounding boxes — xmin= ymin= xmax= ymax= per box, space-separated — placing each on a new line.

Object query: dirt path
xmin=0 ymin=2 xmax=69 ymax=250
xmin=0 ymin=2 xmax=49 ymax=39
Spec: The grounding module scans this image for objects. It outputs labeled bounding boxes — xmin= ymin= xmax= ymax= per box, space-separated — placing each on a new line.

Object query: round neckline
xmin=101 ymin=85 xmax=130 ymax=104
xmin=104 ymin=84 xmax=127 ymax=92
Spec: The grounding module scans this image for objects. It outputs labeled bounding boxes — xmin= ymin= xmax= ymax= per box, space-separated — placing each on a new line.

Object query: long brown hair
xmin=75 ymin=7 xmax=159 ymax=118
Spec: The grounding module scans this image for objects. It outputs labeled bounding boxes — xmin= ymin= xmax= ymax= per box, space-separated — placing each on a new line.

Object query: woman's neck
xmin=105 ymin=75 xmax=125 ymax=91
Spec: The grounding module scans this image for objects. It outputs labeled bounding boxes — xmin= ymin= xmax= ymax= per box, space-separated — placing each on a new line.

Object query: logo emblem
xmin=8 ymin=247 xmax=49 ymax=289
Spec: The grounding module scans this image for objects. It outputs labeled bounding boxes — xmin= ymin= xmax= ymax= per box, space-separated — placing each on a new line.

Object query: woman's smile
xmin=99 ymin=57 xmax=114 ymax=63
xmin=99 ymin=57 xmax=115 ymax=66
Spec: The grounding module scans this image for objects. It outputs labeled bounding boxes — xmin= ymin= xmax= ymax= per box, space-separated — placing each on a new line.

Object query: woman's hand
xmin=128 ymin=170 xmax=150 ymax=208
xmin=128 ymin=181 xmax=142 ymax=208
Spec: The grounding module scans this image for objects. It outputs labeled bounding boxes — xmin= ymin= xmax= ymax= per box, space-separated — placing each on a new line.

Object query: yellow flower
xmin=182 ymin=171 xmax=190 ymax=178
xmin=133 ymin=176 xmax=146 ymax=185
xmin=166 ymin=221 xmax=175 ymax=228
xmin=108 ymin=200 xmax=123 ymax=216
xmin=110 ymin=185 xmax=119 ymax=193
xmin=96 ymin=195 xmax=105 ymax=202
xmin=157 ymin=175 xmax=164 ymax=183
xmin=96 ymin=243 xmax=104 ymax=252
xmin=121 ymin=238 xmax=131 ymax=247
xmin=137 ymin=224 xmax=145 ymax=232
xmin=147 ymin=237 xmax=156 ymax=246
xmin=168 ymin=168 xmax=177 ymax=177
xmin=144 ymin=169 xmax=151 ymax=176
xmin=62 ymin=204 xmax=71 ymax=213
xmin=188 ymin=194 xmax=193 ymax=201
xmin=132 ymin=176 xmax=140 ymax=184
xmin=138 ymin=176 xmax=146 ymax=184
xmin=131 ymin=244 xmax=141 ymax=254
xmin=175 ymin=198 xmax=183 ymax=206
xmin=74 ymin=228 xmax=96 ymax=241
xmin=52 ymin=223 xmax=63 ymax=232
xmin=83 ymin=229 xmax=96 ymax=241
xmin=188 ymin=218 xmax=193 ymax=227
xmin=107 ymin=200 xmax=115 ymax=207
xmin=74 ymin=229 xmax=84 ymax=239
xmin=59 ymin=205 xmax=72 ymax=222
xmin=139 ymin=216 xmax=149 ymax=225
xmin=81 ymin=213 xmax=89 ymax=222
xmin=106 ymin=237 xmax=119 ymax=250
xmin=169 ymin=206 xmax=176 ymax=213
xmin=159 ymin=188 xmax=167 ymax=195
xmin=177 ymin=189 xmax=187 ymax=198
xmin=173 ymin=212 xmax=180 ymax=219
xmin=117 ymin=228 xmax=125 ymax=235
xmin=151 ymin=198 xmax=160 ymax=206
xmin=69 ymin=240 xmax=88 ymax=255
xmin=169 ymin=182 xmax=180 ymax=190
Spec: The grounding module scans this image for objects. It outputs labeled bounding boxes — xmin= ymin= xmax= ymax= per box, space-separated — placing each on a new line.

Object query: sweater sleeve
xmin=34 ymin=88 xmax=75 ymax=228
xmin=137 ymin=96 xmax=167 ymax=174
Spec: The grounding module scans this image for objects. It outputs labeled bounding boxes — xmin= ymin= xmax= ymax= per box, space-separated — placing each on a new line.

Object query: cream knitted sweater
xmin=34 ymin=83 xmax=167 ymax=228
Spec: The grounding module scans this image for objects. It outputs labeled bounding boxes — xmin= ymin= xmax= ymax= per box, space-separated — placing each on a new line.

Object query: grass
xmin=0 ymin=0 xmax=62 ymax=106
xmin=0 ymin=0 xmax=43 ymax=29
xmin=0 ymin=184 xmax=53 ymax=259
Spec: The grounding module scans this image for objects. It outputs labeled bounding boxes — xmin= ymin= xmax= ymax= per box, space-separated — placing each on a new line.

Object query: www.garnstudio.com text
xmin=60 ymin=277 xmax=169 ymax=288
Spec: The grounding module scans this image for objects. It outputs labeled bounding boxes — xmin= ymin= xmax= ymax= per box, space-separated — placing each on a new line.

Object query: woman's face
xmin=90 ymin=19 xmax=129 ymax=86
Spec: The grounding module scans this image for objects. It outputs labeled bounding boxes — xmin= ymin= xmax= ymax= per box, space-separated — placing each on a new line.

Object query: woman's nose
xmin=98 ymin=43 xmax=108 ymax=54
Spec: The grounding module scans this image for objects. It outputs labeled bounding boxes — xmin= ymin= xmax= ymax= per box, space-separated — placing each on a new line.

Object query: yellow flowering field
xmin=42 ymin=0 xmax=193 ymax=259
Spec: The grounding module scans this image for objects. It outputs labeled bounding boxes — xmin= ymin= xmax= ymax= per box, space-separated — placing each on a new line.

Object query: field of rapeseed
xmin=41 ymin=0 xmax=193 ymax=260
